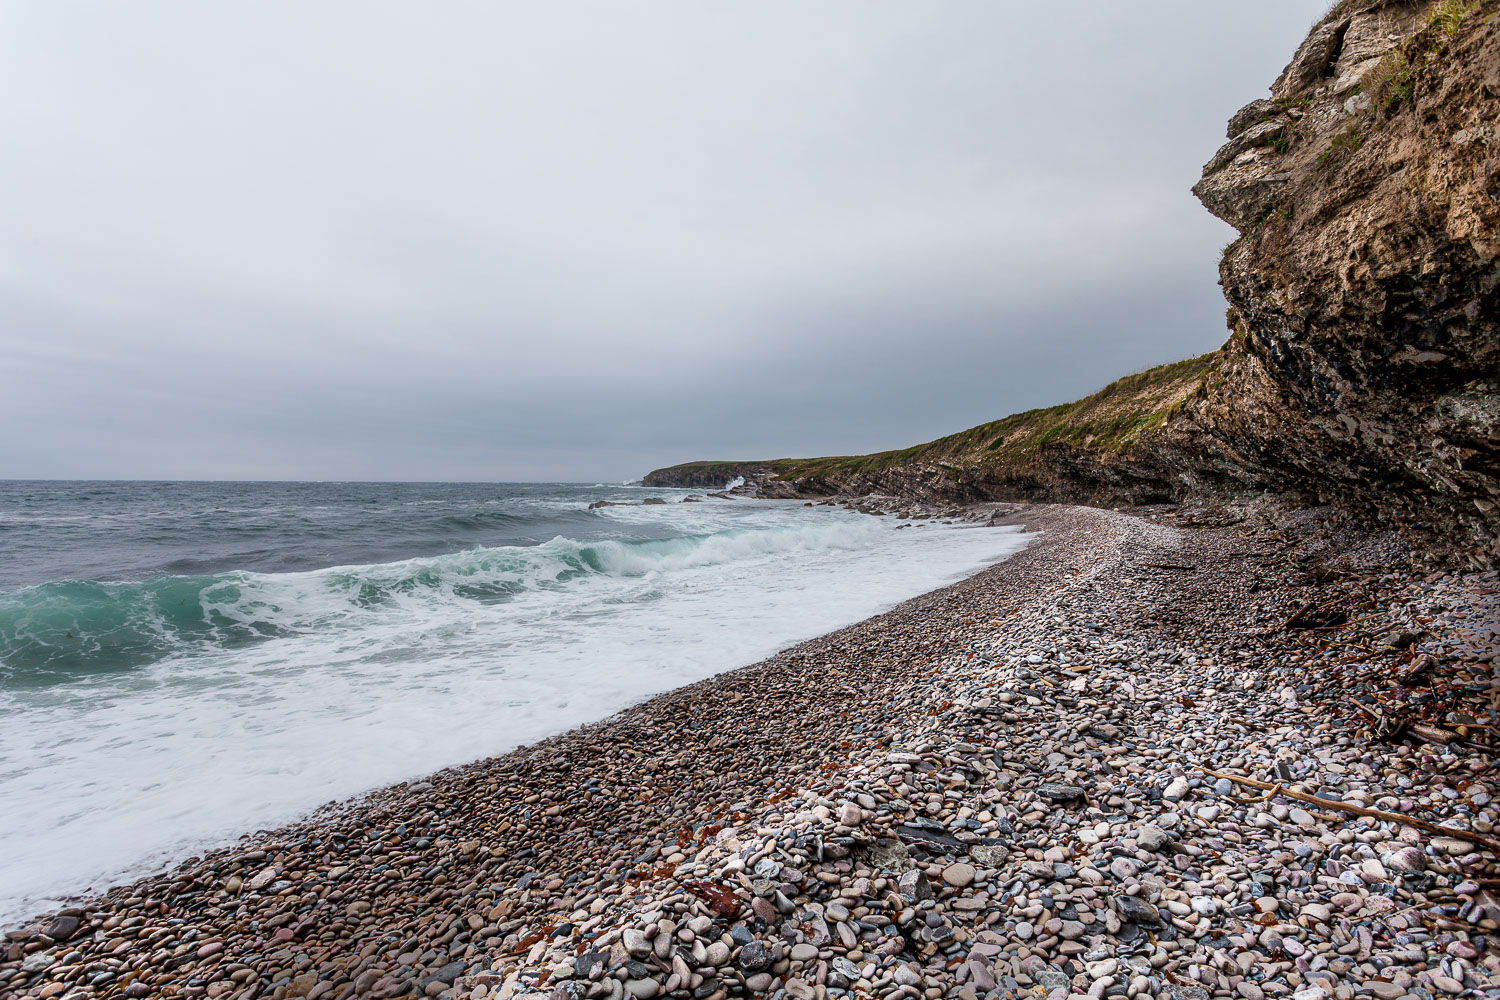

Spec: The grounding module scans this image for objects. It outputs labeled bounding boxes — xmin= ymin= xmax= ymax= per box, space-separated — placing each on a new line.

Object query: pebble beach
xmin=4 ymin=502 xmax=1497 ymax=1000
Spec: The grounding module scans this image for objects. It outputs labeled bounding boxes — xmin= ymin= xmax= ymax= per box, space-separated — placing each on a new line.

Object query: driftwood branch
xmin=1198 ymin=767 xmax=1500 ymax=855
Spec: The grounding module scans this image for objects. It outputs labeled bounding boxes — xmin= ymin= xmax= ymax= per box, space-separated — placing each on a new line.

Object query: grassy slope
xmin=649 ymin=351 xmax=1223 ymax=487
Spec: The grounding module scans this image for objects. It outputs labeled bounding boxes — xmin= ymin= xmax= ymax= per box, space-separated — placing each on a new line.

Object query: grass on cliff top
xmin=717 ymin=352 xmax=1221 ymax=482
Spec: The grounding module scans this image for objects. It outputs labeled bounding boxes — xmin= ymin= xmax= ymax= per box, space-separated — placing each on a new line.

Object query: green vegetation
xmin=1319 ymin=123 xmax=1367 ymax=165
xmin=716 ymin=353 xmax=1224 ymax=484
xmin=1253 ymin=131 xmax=1293 ymax=156
xmin=1430 ymin=0 xmax=1477 ymax=36
xmin=1358 ymin=0 xmax=1491 ymax=124
xmin=1371 ymin=50 xmax=1417 ymax=115
xmin=1257 ymin=203 xmax=1297 ymax=226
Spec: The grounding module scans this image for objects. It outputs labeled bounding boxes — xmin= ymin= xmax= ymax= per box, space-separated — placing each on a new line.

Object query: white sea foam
xmin=0 ymin=502 xmax=1026 ymax=922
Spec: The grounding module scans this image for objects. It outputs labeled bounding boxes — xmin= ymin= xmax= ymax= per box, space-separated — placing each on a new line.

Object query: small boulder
xmin=1113 ymin=895 xmax=1161 ymax=926
xmin=1381 ymin=846 xmax=1425 ymax=872
xmin=622 ymin=927 xmax=651 ymax=958
xmin=897 ymin=870 xmax=933 ymax=903
xmin=737 ymin=940 xmax=772 ymax=973
xmin=1135 ymin=825 xmax=1171 ymax=851
xmin=44 ymin=916 xmax=80 ymax=942
xmin=942 ymin=863 xmax=976 ymax=888
xmin=1037 ymin=782 xmax=1085 ymax=803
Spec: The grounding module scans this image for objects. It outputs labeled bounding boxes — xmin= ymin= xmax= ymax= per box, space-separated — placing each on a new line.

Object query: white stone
xmin=1085 ymin=958 xmax=1118 ymax=980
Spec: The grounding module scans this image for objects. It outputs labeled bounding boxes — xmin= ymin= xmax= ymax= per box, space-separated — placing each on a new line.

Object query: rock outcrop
xmin=1183 ymin=0 xmax=1498 ymax=564
xmin=649 ymin=0 xmax=1499 ymax=568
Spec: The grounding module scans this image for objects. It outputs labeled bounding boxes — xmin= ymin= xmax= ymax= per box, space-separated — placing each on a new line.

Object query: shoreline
xmin=0 ymin=494 xmax=1020 ymax=928
xmin=3 ymin=503 xmax=1496 ymax=1000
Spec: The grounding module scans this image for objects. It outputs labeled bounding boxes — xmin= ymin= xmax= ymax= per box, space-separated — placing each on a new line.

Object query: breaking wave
xmin=0 ymin=521 xmax=885 ymax=685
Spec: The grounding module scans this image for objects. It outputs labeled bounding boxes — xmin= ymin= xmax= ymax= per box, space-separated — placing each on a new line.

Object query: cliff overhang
xmin=648 ymin=0 xmax=1500 ymax=568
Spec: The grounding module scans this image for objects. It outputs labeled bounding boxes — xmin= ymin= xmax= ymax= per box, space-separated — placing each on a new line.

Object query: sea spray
xmin=0 ymin=520 xmax=891 ymax=685
xmin=0 ymin=481 xmax=1028 ymax=921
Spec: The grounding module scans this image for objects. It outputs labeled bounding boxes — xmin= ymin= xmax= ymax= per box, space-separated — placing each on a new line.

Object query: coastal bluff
xmin=5 ymin=5 xmax=1500 ymax=1000
xmin=647 ymin=0 xmax=1500 ymax=570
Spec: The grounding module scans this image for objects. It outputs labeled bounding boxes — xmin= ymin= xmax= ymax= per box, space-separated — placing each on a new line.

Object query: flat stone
xmin=943 ymin=863 xmax=977 ymax=888
xmin=1381 ymin=846 xmax=1425 ymax=871
xmin=1038 ymin=783 xmax=1086 ymax=803
xmin=1433 ymin=837 xmax=1475 ymax=855
xmin=1113 ymin=896 xmax=1161 ymax=925
xmin=417 ymin=962 xmax=465 ymax=991
xmin=1086 ymin=958 xmax=1118 ymax=979
xmin=44 ymin=916 xmax=80 ymax=942
xmin=738 ymin=940 xmax=772 ymax=973
xmin=1165 ymin=988 xmax=1211 ymax=1000
xmin=248 ymin=866 xmax=279 ymax=890
xmin=831 ymin=957 xmax=861 ymax=980
xmin=1136 ymin=826 xmax=1171 ymax=851
xmin=622 ymin=928 xmax=651 ymax=958
xmin=287 ymin=973 xmax=321 ymax=997
xmin=1300 ymin=903 xmax=1331 ymax=922
xmin=898 ymin=869 xmax=934 ymax=902
xmin=1036 ymin=971 xmax=1071 ymax=991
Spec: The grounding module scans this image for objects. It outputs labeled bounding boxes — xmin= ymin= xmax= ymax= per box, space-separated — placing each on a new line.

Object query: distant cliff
xmin=645 ymin=354 xmax=1223 ymax=503
xmin=648 ymin=0 xmax=1500 ymax=568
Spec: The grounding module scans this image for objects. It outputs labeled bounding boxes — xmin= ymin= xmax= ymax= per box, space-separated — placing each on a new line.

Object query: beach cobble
xmin=3 ymin=504 xmax=1495 ymax=1000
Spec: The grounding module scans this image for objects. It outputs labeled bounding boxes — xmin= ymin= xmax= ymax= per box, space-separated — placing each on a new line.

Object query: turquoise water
xmin=0 ymin=480 xmax=1028 ymax=921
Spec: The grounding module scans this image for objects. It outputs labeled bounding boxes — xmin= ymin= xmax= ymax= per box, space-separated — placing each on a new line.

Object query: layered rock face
xmin=1185 ymin=0 xmax=1499 ymax=565
xmin=649 ymin=0 xmax=1499 ymax=567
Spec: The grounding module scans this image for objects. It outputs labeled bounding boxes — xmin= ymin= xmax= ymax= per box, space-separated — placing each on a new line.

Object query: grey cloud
xmin=0 ymin=1 xmax=1326 ymax=481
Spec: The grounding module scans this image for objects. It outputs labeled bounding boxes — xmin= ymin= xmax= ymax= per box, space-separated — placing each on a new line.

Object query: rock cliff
xmin=648 ymin=0 xmax=1500 ymax=567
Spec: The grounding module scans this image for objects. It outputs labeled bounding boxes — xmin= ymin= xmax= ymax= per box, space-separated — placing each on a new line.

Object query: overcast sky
xmin=0 ymin=2 xmax=1323 ymax=482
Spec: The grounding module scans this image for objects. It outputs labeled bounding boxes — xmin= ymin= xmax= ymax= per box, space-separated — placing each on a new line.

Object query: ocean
xmin=0 ymin=480 xmax=1027 ymax=922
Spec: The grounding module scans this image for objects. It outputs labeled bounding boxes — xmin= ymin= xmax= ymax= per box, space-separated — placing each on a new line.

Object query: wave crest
xmin=0 ymin=520 xmax=884 ymax=685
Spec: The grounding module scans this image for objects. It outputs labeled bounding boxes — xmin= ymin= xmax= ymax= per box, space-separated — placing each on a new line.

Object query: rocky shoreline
xmin=3 ymin=502 xmax=1497 ymax=1000
xmin=645 ymin=1 xmax=1500 ymax=571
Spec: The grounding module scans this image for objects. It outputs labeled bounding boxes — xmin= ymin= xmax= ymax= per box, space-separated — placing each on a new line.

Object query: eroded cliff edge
xmin=647 ymin=0 xmax=1500 ymax=568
